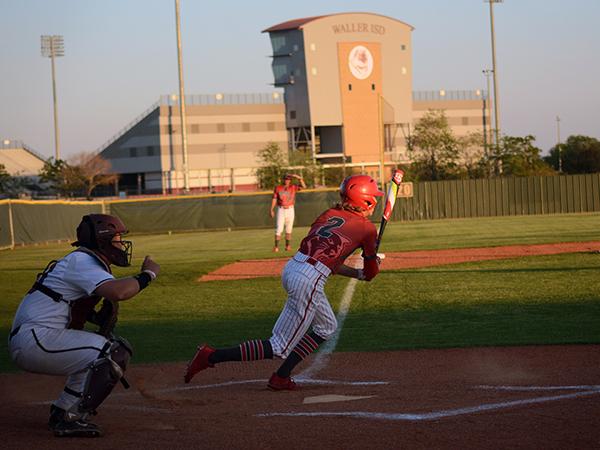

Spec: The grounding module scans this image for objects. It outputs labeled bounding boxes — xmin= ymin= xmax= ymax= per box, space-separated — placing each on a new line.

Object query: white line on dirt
xmin=139 ymin=378 xmax=388 ymax=395
xmin=25 ymin=378 xmax=389 ymax=404
xmin=257 ymin=387 xmax=600 ymax=421
xmin=476 ymin=384 xmax=600 ymax=391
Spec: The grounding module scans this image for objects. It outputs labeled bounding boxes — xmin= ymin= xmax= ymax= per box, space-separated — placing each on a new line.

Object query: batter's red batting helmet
xmin=339 ymin=174 xmax=384 ymax=212
xmin=72 ymin=214 xmax=132 ymax=267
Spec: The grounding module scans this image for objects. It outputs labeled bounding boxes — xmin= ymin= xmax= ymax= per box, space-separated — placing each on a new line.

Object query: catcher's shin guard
xmin=79 ymin=339 xmax=132 ymax=413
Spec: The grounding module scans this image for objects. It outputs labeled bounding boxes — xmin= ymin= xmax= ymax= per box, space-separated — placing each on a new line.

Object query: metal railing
xmin=160 ymin=92 xmax=284 ymax=106
xmin=413 ymin=90 xmax=488 ymax=101
xmin=95 ymin=101 xmax=160 ymax=154
xmin=0 ymin=139 xmax=48 ymax=161
xmin=95 ymin=92 xmax=285 ymax=154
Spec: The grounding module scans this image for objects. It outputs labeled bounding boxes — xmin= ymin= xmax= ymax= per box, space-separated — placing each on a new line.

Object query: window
xmin=267 ymin=122 xmax=275 ymax=131
xmin=290 ymin=110 xmax=296 ymax=120
xmin=271 ymin=34 xmax=287 ymax=53
xmin=217 ymin=123 xmax=225 ymax=133
xmin=146 ymin=146 xmax=155 ymax=156
xmin=242 ymin=123 xmax=250 ymax=132
xmin=401 ymin=44 xmax=406 ymax=51
xmin=462 ymin=117 xmax=469 ymax=126
xmin=191 ymin=124 xmax=199 ymax=133
xmin=348 ymin=84 xmax=352 ymax=91
xmin=371 ymin=84 xmax=376 ymax=91
xmin=130 ymin=148 xmax=137 ymax=158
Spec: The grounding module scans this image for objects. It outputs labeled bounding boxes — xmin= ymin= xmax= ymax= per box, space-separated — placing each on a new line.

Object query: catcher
xmin=8 ymin=214 xmax=160 ymax=437
xmin=185 ymin=174 xmax=382 ymax=389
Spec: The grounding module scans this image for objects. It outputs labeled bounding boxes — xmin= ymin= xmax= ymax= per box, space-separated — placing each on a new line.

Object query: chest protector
xmin=29 ymin=248 xmax=112 ymax=330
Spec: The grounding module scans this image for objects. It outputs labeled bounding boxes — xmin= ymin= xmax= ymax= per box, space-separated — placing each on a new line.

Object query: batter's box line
xmin=257 ymin=386 xmax=600 ymax=421
xmin=27 ymin=378 xmax=390 ymax=408
xmin=476 ymin=384 xmax=600 ymax=391
xmin=150 ymin=378 xmax=389 ymax=394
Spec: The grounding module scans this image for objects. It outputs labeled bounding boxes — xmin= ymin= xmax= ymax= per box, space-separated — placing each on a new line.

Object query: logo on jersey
xmin=305 ymin=216 xmax=351 ymax=260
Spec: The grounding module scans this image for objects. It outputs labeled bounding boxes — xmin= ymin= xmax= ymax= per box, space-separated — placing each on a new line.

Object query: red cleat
xmin=184 ymin=344 xmax=215 ymax=383
xmin=285 ymin=245 xmax=292 ymax=251
xmin=267 ymin=372 xmax=297 ymax=391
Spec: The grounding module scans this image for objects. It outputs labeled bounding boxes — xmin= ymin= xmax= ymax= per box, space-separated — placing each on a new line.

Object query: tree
xmin=0 ymin=164 xmax=10 ymax=191
xmin=39 ymin=154 xmax=117 ymax=199
xmin=39 ymin=158 xmax=72 ymax=196
xmin=496 ymin=135 xmax=555 ymax=177
xmin=0 ymin=164 xmax=33 ymax=198
xmin=407 ymin=109 xmax=459 ymax=181
xmin=68 ymin=152 xmax=118 ymax=199
xmin=255 ymin=142 xmax=288 ymax=189
xmin=455 ymin=131 xmax=487 ymax=179
xmin=545 ymin=135 xmax=600 ymax=174
xmin=288 ymin=148 xmax=320 ymax=188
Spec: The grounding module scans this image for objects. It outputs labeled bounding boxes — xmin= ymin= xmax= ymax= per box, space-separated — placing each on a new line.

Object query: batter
xmin=185 ymin=174 xmax=383 ymax=390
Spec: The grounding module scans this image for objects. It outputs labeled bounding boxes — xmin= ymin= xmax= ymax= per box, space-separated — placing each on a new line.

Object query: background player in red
xmin=270 ymin=173 xmax=306 ymax=252
xmin=185 ymin=174 xmax=383 ymax=389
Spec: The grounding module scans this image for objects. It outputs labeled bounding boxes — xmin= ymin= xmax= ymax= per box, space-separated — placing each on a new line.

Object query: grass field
xmin=1 ymin=213 xmax=599 ymax=372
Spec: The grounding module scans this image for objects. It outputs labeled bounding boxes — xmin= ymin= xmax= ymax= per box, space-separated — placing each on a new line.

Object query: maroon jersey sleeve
xmin=299 ymin=207 xmax=378 ymax=273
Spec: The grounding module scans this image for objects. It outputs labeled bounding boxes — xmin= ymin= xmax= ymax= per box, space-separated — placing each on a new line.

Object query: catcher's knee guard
xmin=79 ymin=338 xmax=133 ymax=414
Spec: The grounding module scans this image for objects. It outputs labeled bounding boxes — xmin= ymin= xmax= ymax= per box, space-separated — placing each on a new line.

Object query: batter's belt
xmin=292 ymin=252 xmax=331 ymax=277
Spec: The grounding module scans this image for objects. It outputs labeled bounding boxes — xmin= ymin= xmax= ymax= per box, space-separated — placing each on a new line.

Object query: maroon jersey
xmin=299 ymin=207 xmax=378 ymax=273
xmin=273 ymin=184 xmax=300 ymax=207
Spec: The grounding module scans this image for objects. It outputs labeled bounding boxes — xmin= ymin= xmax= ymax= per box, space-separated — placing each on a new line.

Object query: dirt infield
xmin=2 ymin=241 xmax=599 ymax=448
xmin=1 ymin=346 xmax=599 ymax=449
xmin=200 ymin=241 xmax=600 ymax=281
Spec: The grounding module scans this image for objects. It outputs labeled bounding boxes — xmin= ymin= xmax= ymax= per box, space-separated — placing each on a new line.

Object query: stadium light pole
xmin=483 ymin=69 xmax=494 ymax=175
xmin=174 ymin=0 xmax=190 ymax=192
xmin=556 ymin=116 xmax=563 ymax=173
xmin=41 ymin=35 xmax=64 ymax=161
xmin=486 ymin=0 xmax=503 ymax=174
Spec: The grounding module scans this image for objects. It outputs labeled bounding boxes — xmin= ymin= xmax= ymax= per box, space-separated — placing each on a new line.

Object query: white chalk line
xmin=257 ymin=387 xmax=600 ymax=421
xmin=476 ymin=384 xmax=600 ymax=391
xmin=28 ymin=377 xmax=388 ymax=407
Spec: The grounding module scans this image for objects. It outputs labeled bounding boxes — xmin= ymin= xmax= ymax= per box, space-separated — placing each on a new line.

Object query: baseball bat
xmin=375 ymin=169 xmax=404 ymax=254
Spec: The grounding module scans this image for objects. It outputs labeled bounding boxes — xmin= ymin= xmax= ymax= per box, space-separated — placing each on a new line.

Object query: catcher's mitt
xmin=87 ymin=299 xmax=119 ymax=337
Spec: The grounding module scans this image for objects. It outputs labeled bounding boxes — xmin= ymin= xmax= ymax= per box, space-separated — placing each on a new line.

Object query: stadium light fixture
xmin=41 ymin=35 xmax=64 ymax=160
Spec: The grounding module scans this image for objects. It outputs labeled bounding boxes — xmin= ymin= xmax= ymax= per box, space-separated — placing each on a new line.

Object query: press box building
xmin=98 ymin=12 xmax=489 ymax=194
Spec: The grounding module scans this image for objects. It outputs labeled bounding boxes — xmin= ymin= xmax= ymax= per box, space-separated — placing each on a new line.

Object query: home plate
xmin=303 ymin=394 xmax=375 ymax=404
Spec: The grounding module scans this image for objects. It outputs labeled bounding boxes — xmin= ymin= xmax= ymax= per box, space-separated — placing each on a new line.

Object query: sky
xmin=1 ymin=0 xmax=599 ymax=160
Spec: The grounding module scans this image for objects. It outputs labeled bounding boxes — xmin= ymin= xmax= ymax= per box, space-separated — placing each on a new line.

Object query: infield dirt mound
xmin=199 ymin=241 xmax=600 ymax=281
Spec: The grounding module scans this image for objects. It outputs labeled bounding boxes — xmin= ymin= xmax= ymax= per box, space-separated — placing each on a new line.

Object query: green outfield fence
xmin=1 ymin=173 xmax=599 ymax=249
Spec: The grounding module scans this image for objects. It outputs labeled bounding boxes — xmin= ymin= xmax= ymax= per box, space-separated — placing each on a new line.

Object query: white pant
xmin=9 ymin=325 xmax=109 ymax=411
xmin=270 ymin=253 xmax=337 ymax=358
xmin=275 ymin=206 xmax=295 ymax=236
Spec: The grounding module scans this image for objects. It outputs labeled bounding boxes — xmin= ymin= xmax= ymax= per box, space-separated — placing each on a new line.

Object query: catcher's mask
xmin=339 ymin=174 xmax=384 ymax=212
xmin=72 ymin=214 xmax=132 ymax=267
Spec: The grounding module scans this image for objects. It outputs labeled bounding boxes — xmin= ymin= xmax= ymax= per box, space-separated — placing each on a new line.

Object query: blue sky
xmin=1 ymin=0 xmax=599 ymax=159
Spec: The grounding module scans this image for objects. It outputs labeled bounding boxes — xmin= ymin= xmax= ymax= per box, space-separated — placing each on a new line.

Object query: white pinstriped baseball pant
xmin=269 ymin=252 xmax=337 ymax=359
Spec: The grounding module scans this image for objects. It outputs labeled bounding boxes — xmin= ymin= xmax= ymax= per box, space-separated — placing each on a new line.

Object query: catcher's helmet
xmin=72 ymin=214 xmax=132 ymax=267
xmin=339 ymin=174 xmax=384 ymax=212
